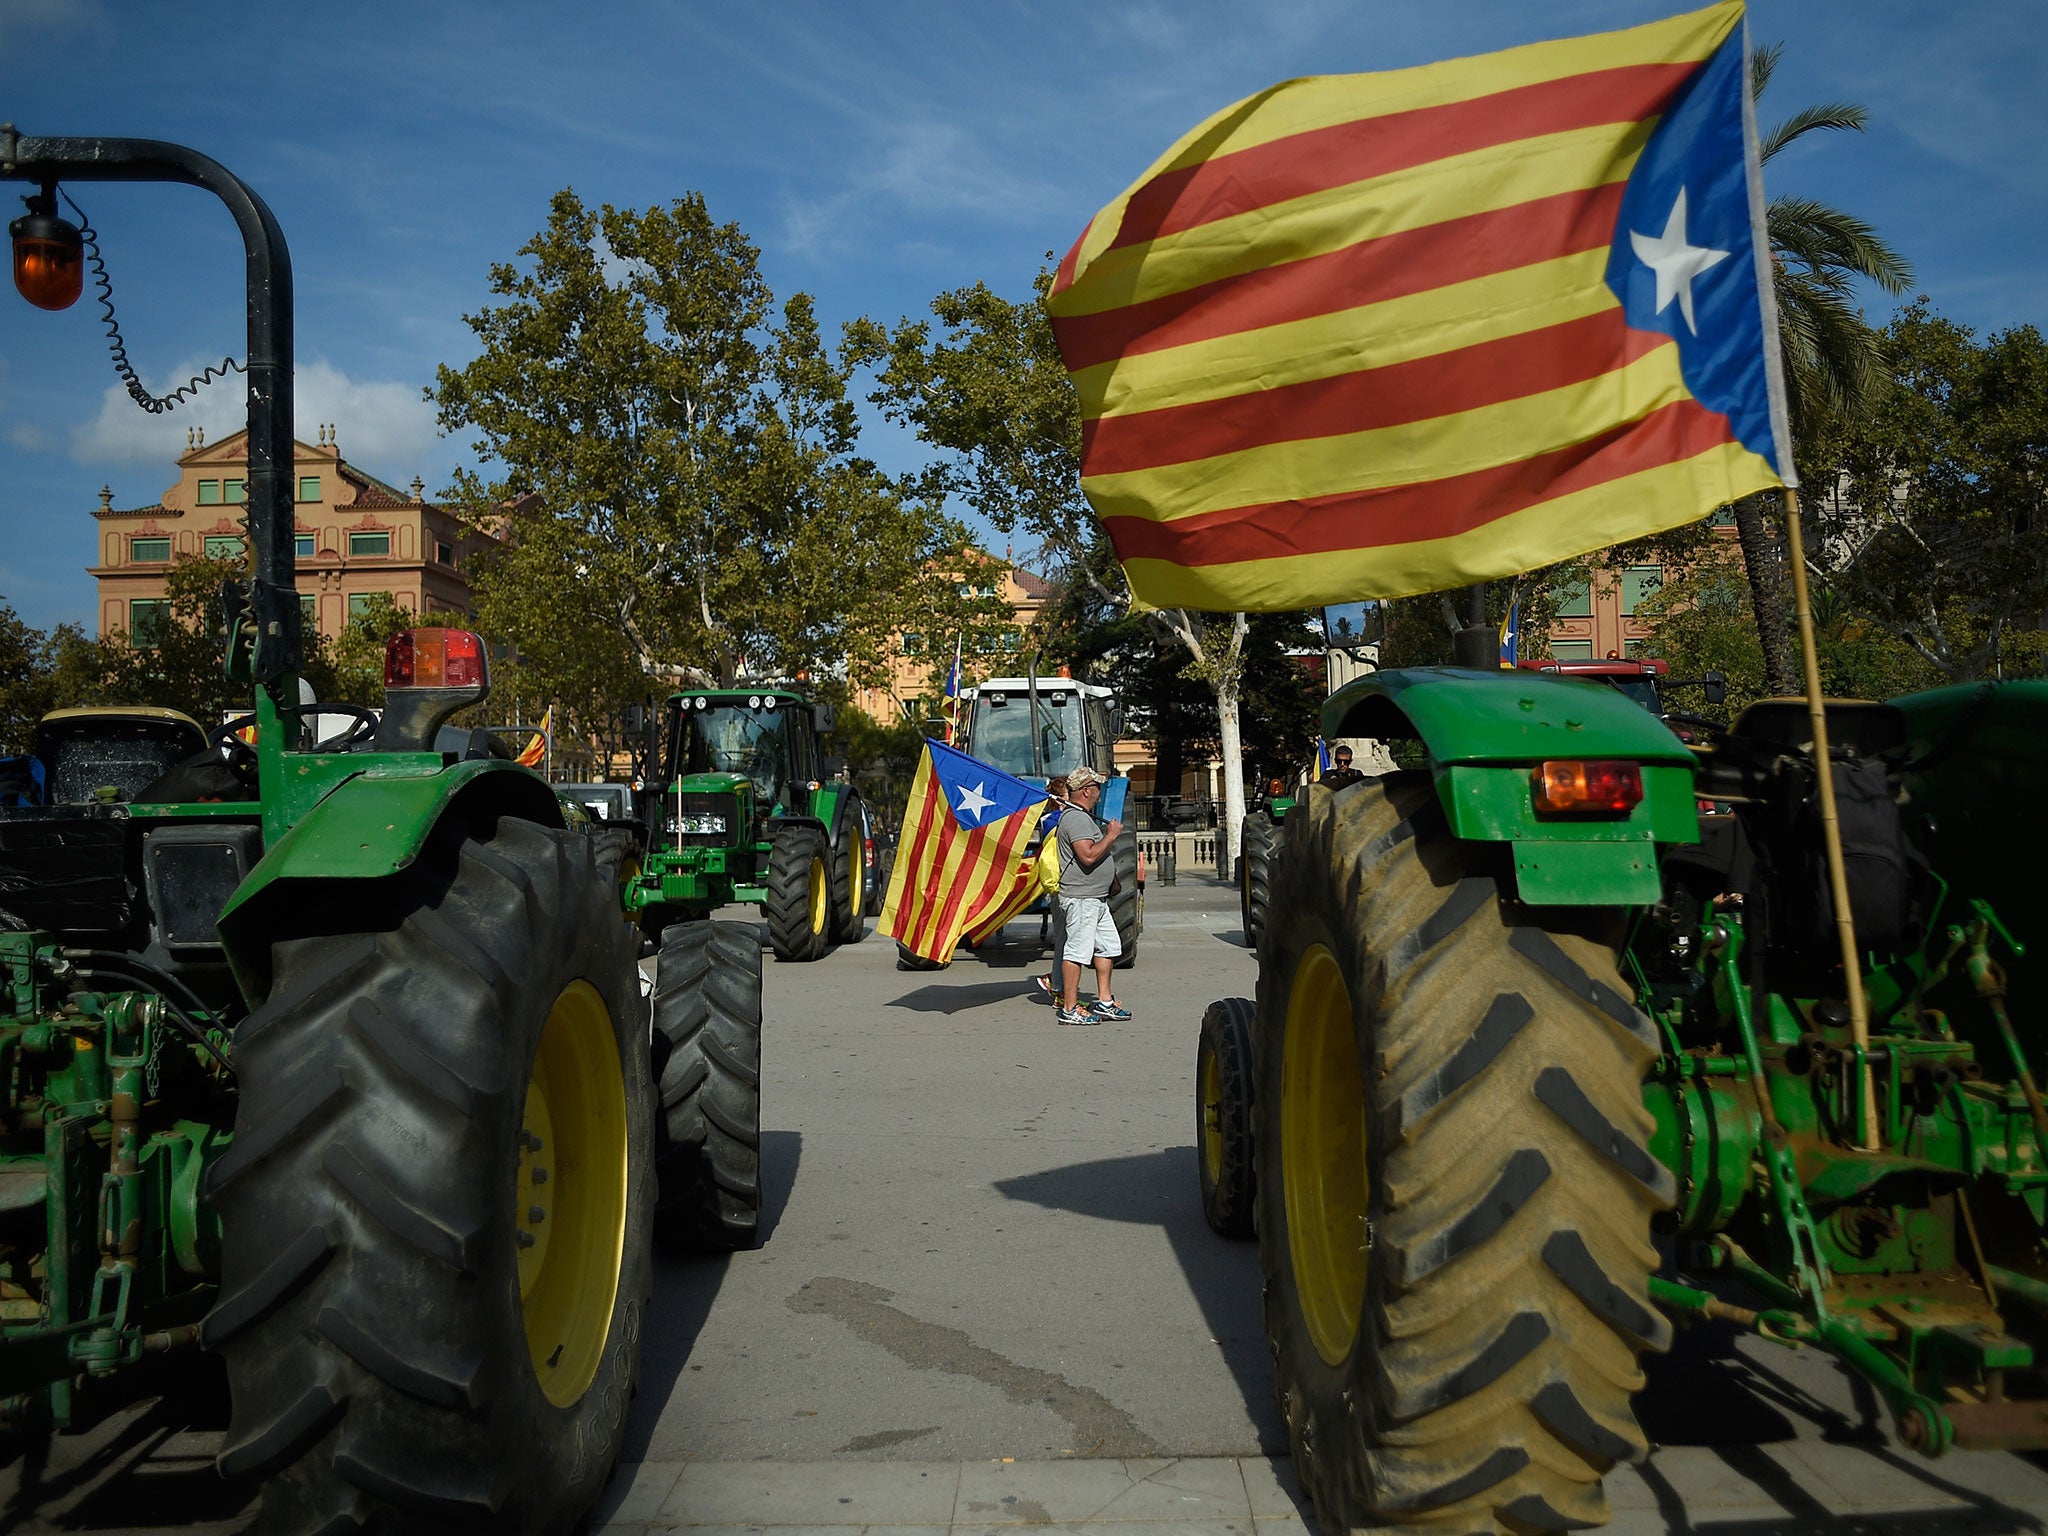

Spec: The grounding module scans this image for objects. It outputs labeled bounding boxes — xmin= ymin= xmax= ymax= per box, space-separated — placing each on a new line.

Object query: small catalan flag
xmin=880 ymin=740 xmax=1050 ymax=966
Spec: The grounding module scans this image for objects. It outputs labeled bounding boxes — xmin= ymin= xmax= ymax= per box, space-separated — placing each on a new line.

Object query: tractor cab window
xmin=964 ymin=692 xmax=1083 ymax=781
xmin=32 ymin=712 xmax=209 ymax=804
xmin=672 ymin=701 xmax=792 ymax=805
xmin=1600 ymin=677 xmax=1662 ymax=714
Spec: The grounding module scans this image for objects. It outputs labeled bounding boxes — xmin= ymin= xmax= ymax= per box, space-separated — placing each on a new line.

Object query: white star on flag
xmin=1629 ymin=187 xmax=1729 ymax=336
xmin=954 ymin=780 xmax=995 ymax=823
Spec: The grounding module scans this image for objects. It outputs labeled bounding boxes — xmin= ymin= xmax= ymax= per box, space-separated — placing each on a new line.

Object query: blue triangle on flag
xmin=926 ymin=738 xmax=1047 ymax=829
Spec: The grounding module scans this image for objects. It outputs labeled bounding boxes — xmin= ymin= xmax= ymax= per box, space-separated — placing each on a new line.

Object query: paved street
xmin=11 ymin=868 xmax=2048 ymax=1533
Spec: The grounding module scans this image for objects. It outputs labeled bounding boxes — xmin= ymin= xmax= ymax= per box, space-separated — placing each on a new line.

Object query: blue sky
xmin=1 ymin=0 xmax=2040 ymax=632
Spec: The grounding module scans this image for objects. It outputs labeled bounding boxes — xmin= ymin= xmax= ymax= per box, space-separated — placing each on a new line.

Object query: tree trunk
xmin=1732 ymin=491 xmax=1798 ymax=695
xmin=1217 ymin=673 xmax=1245 ymax=889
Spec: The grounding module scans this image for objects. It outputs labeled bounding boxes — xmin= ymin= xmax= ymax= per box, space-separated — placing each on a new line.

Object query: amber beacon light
xmin=9 ymin=186 xmax=83 ymax=311
xmin=1531 ymin=759 xmax=1643 ymax=818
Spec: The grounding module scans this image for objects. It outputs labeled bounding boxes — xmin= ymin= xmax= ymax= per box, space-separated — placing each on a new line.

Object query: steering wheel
xmin=305 ymin=703 xmax=380 ymax=752
xmin=207 ymin=714 xmax=261 ymax=782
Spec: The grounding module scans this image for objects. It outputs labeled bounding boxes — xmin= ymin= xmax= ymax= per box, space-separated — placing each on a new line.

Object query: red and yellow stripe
xmin=1047 ymin=1 xmax=1777 ymax=610
xmin=880 ymin=750 xmax=1048 ymax=965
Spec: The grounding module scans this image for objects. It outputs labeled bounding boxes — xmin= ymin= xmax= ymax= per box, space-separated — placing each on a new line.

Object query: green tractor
xmin=615 ymin=685 xmax=863 ymax=1250
xmin=1238 ymin=775 xmax=1299 ymax=950
xmin=624 ymin=685 xmax=867 ymax=959
xmin=0 ymin=132 xmax=652 ymax=1533
xmin=1200 ymin=666 xmax=2048 ymax=1534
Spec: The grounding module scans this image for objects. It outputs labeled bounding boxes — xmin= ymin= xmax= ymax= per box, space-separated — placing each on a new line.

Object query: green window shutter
xmin=1548 ymin=640 xmax=1594 ymax=661
xmin=1622 ymin=566 xmax=1663 ymax=615
xmin=129 ymin=599 xmax=169 ymax=647
xmin=225 ymin=479 xmax=246 ymax=503
xmin=130 ymin=537 xmax=171 ymax=562
xmin=203 ymin=535 xmax=244 ymax=559
xmin=1552 ymin=580 xmax=1591 ymax=618
xmin=295 ymin=534 xmax=316 ymax=559
xmin=298 ymin=475 xmax=321 ymax=502
xmin=348 ymin=531 xmax=391 ymax=557
xmin=197 ymin=479 xmax=222 ymax=505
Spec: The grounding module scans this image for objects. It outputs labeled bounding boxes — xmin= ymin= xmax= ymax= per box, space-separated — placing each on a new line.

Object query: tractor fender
xmin=1323 ymin=667 xmax=1699 ymax=905
xmin=807 ymin=780 xmax=857 ymax=842
xmin=216 ymin=758 xmax=565 ymax=1000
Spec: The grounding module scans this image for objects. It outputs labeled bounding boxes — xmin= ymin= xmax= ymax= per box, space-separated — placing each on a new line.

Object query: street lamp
xmin=8 ymin=183 xmax=83 ymax=310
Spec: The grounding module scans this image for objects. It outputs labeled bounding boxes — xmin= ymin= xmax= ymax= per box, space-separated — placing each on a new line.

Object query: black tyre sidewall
xmin=1197 ymin=997 xmax=1257 ymax=1240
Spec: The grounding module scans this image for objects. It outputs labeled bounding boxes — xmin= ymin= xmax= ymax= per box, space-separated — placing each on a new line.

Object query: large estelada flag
xmin=880 ymin=740 xmax=1050 ymax=965
xmin=1046 ymin=1 xmax=1792 ymax=612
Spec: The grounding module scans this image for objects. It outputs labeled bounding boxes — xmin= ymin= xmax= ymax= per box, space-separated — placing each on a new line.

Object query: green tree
xmin=0 ymin=599 xmax=55 ymax=755
xmin=1732 ymin=44 xmax=1913 ymax=694
xmin=434 ymin=190 xmax=1003 ymax=757
xmin=1818 ymin=302 xmax=2048 ymax=681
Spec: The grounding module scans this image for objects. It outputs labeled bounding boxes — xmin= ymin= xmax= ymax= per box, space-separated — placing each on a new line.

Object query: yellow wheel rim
xmin=808 ymin=856 xmax=829 ymax=935
xmin=518 ymin=979 xmax=629 ymax=1407
xmin=848 ymin=838 xmax=866 ymax=918
xmin=1281 ymin=944 xmax=1369 ymax=1368
xmin=1200 ymin=1047 xmax=1225 ymax=1184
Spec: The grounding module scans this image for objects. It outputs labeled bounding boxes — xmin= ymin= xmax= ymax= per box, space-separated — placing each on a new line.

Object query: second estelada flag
xmin=1046 ymin=1 xmax=1791 ymax=612
xmin=879 ymin=740 xmax=1050 ymax=965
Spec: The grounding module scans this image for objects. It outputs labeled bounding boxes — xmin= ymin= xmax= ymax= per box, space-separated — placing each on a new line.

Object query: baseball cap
xmin=1067 ymin=765 xmax=1107 ymax=791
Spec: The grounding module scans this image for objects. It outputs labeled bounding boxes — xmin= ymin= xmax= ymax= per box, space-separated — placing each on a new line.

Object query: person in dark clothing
xmin=1322 ymin=744 xmax=1366 ymax=791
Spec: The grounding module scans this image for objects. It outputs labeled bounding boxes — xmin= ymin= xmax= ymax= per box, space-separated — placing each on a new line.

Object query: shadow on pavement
xmin=621 ymin=1128 xmax=801 ymax=1463
xmin=1636 ymin=1440 xmax=2043 ymax=1534
xmin=991 ymin=1146 xmax=1285 ymax=1453
xmin=888 ymin=979 xmax=1037 ymax=1016
xmin=0 ymin=1356 xmax=255 ymax=1532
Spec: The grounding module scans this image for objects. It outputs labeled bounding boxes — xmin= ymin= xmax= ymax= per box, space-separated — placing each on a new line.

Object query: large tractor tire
xmin=650 ymin=919 xmax=763 ymax=1252
xmin=1109 ymin=824 xmax=1141 ymax=970
xmin=1197 ymin=997 xmax=1257 ymax=1241
xmin=1240 ymin=811 xmax=1275 ymax=948
xmin=766 ymin=824 xmax=831 ymax=962
xmin=829 ymin=808 xmax=868 ymax=945
xmin=204 ymin=816 xmax=654 ymax=1535
xmin=1254 ymin=774 xmax=1670 ymax=1536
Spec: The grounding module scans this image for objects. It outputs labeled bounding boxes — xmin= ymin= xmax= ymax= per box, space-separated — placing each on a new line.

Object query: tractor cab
xmin=955 ymin=677 xmax=1121 ymax=786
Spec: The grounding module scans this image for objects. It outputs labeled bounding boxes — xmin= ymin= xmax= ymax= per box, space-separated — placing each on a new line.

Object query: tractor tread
xmin=321 ymin=1139 xmax=480 ymax=1274
xmin=217 ymin=1382 xmax=343 ymax=1480
xmin=1508 ymin=926 xmax=1659 ymax=1053
xmin=766 ymin=825 xmax=831 ymax=962
xmin=1196 ymin=997 xmax=1257 ymax=1240
xmin=1394 ymin=1148 xmax=1551 ymax=1284
xmin=200 ymin=1222 xmax=336 ymax=1349
xmin=1535 ymin=1067 xmax=1678 ymax=1203
xmin=206 ymin=817 xmax=653 ymax=1535
xmin=317 ymin=1304 xmax=481 ymax=1411
xmin=651 ymin=919 xmax=763 ymax=1252
xmin=1255 ymin=774 xmax=1662 ymax=1536
xmin=1390 ymin=991 xmax=1532 ymax=1138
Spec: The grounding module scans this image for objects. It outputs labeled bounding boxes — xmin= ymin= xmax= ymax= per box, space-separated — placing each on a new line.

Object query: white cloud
xmin=70 ymin=357 xmax=441 ymax=479
xmin=8 ymin=422 xmax=56 ymax=452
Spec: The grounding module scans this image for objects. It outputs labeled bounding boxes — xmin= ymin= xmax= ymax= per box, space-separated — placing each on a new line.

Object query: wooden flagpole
xmin=1780 ymin=485 xmax=1879 ymax=1150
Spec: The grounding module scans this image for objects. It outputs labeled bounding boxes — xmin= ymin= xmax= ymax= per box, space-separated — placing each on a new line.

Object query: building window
xmin=300 ymin=594 xmax=318 ymax=627
xmin=346 ymin=593 xmax=387 ymax=621
xmin=1548 ymin=640 xmax=1594 ymax=661
xmin=130 ymin=536 xmax=171 ymax=562
xmin=129 ymin=598 xmax=170 ymax=647
xmin=1622 ymin=566 xmax=1664 ymax=615
xmin=295 ymin=534 xmax=317 ymax=559
xmin=348 ymin=531 xmax=391 ymax=557
xmin=203 ymin=534 xmax=245 ymax=559
xmin=900 ymin=632 xmax=924 ymax=656
xmin=225 ymin=478 xmax=246 ymax=504
xmin=197 ymin=479 xmax=222 ymax=505
xmin=298 ymin=475 xmax=321 ymax=503
xmin=1000 ymin=626 xmax=1024 ymax=652
xmin=1623 ymin=638 xmax=1648 ymax=658
xmin=1710 ymin=505 xmax=1739 ymax=527
xmin=1552 ymin=579 xmax=1591 ymax=618
xmin=436 ymin=540 xmax=455 ymax=566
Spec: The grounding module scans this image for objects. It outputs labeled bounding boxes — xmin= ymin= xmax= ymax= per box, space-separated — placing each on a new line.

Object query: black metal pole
xmin=1451 ymin=581 xmax=1495 ymax=669
xmin=1 ymin=127 xmax=299 ymax=686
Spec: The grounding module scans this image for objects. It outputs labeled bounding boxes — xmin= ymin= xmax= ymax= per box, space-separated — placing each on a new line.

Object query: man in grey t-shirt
xmin=1052 ymin=765 xmax=1130 ymax=1024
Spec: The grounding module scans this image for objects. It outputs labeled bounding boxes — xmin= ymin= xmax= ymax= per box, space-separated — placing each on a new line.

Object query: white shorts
xmin=1058 ymin=895 xmax=1122 ymax=964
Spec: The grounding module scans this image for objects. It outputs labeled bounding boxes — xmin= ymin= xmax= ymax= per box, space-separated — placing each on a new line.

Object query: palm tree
xmin=1735 ymin=43 xmax=1913 ymax=695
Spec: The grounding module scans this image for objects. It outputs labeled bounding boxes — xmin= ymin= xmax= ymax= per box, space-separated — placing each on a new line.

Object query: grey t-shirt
xmin=1056 ymin=805 xmax=1114 ymax=899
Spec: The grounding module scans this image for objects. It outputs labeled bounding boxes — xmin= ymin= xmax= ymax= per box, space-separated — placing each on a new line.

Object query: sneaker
xmin=1033 ymin=973 xmax=1057 ymax=1001
xmin=1090 ymin=997 xmax=1132 ymax=1021
xmin=1057 ymin=1005 xmax=1100 ymax=1026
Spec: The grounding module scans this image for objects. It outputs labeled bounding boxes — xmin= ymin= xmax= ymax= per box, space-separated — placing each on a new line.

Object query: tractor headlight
xmin=678 ymin=813 xmax=727 ymax=835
